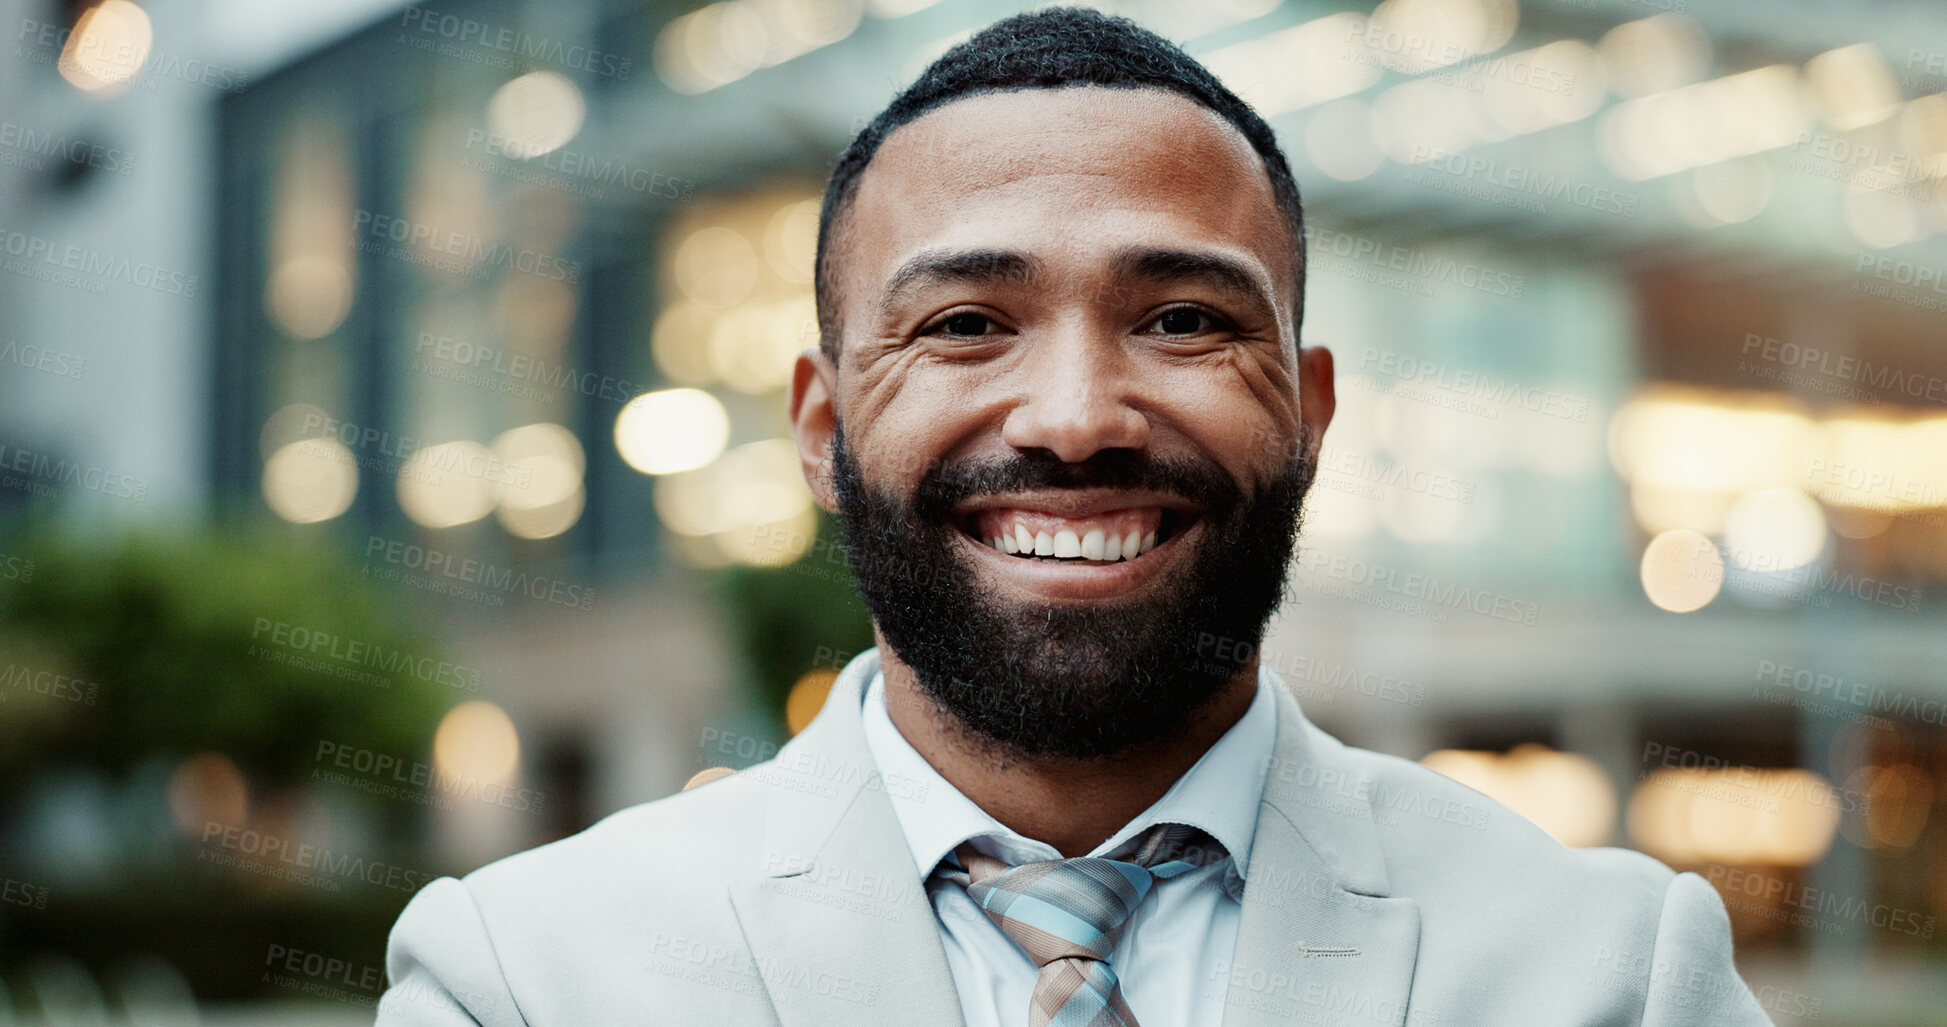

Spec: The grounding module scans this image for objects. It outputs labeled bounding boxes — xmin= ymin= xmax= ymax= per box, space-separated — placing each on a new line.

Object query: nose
xmin=999 ymin=328 xmax=1149 ymax=463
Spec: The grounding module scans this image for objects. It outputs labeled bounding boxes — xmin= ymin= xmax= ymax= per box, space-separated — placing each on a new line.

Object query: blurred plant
xmin=0 ymin=519 xmax=460 ymax=999
xmin=0 ymin=521 xmax=452 ymax=806
xmin=718 ymin=511 xmax=873 ymax=728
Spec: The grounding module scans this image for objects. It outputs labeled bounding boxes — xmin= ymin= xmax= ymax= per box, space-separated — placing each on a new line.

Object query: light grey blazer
xmin=377 ymin=648 xmax=1772 ymax=1025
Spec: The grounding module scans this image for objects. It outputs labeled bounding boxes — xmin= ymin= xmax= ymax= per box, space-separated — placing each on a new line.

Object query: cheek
xmin=847 ymin=351 xmax=994 ymax=484
xmin=1153 ymin=351 xmax=1302 ymax=474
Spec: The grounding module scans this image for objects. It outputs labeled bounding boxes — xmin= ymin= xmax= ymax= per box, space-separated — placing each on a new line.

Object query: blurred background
xmin=0 ymin=0 xmax=1944 ymax=1022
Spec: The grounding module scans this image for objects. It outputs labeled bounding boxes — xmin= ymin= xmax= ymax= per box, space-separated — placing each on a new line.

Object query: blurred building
xmin=5 ymin=0 xmax=1947 ymax=1020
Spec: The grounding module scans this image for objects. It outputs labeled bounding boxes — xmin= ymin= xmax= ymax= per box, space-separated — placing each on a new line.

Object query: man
xmin=380 ymin=9 xmax=1769 ymax=1025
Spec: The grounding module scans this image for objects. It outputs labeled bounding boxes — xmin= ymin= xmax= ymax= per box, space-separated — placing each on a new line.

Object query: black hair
xmin=813 ymin=6 xmax=1306 ymax=362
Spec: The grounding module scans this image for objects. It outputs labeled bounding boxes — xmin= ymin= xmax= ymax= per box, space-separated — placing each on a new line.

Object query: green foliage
xmin=0 ymin=523 xmax=455 ymax=799
xmin=718 ymin=511 xmax=874 ymax=724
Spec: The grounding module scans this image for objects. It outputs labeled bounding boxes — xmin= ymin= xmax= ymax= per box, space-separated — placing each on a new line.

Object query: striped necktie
xmin=934 ymin=822 xmax=1224 ymax=1027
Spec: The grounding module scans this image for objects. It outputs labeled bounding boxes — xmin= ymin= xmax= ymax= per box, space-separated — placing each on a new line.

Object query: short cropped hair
xmin=813 ymin=6 xmax=1307 ymax=362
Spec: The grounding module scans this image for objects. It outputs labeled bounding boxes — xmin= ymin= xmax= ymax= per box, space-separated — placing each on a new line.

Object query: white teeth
xmin=991 ymin=520 xmax=1160 ymax=561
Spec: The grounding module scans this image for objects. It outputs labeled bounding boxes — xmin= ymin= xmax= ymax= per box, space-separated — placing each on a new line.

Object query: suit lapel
xmin=726 ymin=650 xmax=967 ymax=1027
xmin=1220 ymin=679 xmax=1422 ymax=1027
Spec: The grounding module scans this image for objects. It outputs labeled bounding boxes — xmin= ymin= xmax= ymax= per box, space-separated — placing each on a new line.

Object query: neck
xmin=877 ymin=641 xmax=1259 ymax=858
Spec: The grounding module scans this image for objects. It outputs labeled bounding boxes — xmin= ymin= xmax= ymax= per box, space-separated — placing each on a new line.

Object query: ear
xmin=1296 ymin=343 xmax=1336 ymax=461
xmin=790 ymin=346 xmax=841 ymax=514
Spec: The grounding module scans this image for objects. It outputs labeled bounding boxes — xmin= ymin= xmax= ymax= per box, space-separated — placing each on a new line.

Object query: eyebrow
xmin=878 ymin=248 xmax=1041 ymax=318
xmin=1110 ymin=247 xmax=1274 ymax=313
xmin=873 ymin=245 xmax=1278 ymax=321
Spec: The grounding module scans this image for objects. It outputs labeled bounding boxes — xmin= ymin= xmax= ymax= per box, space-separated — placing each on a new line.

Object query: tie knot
xmin=935 ymin=823 xmax=1224 ymax=968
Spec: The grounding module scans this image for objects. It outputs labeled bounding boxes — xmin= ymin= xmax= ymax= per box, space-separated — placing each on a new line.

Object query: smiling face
xmin=792 ymin=84 xmax=1335 ymax=760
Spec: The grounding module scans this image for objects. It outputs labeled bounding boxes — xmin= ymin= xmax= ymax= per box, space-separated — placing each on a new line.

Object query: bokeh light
xmin=485 ymin=71 xmax=586 ymax=158
xmin=262 ymin=439 xmax=358 ymax=524
xmin=1422 ymin=745 xmax=1616 ymax=847
xmin=397 ymin=441 xmax=499 ymax=529
xmin=1640 ymin=528 xmax=1723 ymax=612
xmin=434 ymin=701 xmax=521 ymax=784
xmin=786 ymin=668 xmax=838 ymax=735
xmin=58 ymin=0 xmax=152 ymax=94
xmin=1722 ymin=489 xmax=1827 ymax=573
xmin=616 ymin=388 xmax=732 ymax=475
xmin=166 ymin=753 xmax=248 ymax=837
xmin=1629 ymin=767 xmax=1842 ymax=866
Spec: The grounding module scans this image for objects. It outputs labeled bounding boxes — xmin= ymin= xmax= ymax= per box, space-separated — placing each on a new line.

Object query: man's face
xmin=792 ymin=85 xmax=1335 ymax=760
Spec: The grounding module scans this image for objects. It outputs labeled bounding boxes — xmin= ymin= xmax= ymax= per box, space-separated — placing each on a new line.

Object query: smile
xmin=945 ymin=489 xmax=1203 ymax=599
xmin=961 ymin=506 xmax=1186 ymax=563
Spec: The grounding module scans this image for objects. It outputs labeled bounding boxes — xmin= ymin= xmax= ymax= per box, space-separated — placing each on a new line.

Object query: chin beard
xmin=830 ymin=424 xmax=1315 ymax=761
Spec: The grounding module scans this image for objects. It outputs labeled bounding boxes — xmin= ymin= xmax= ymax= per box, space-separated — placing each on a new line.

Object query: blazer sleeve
xmin=376 ymin=876 xmax=527 ymax=1027
xmin=1640 ymin=871 xmax=1773 ymax=1026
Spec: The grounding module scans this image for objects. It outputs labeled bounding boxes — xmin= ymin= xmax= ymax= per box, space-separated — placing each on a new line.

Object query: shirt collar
xmin=860 ymin=658 xmax=1277 ymax=889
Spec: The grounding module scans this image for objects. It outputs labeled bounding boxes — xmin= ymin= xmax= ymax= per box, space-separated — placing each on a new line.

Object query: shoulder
xmin=1288 ymin=726 xmax=1767 ymax=1022
xmin=467 ymin=768 xmax=778 ymax=901
xmin=1292 ymin=721 xmax=1674 ymax=904
xmin=381 ymin=767 xmax=795 ymax=1024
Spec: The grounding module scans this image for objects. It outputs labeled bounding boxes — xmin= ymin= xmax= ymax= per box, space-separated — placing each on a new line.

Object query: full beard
xmin=830 ymin=423 xmax=1316 ymax=762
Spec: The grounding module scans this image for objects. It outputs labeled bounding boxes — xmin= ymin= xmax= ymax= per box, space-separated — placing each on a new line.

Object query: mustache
xmin=910 ymin=448 xmax=1245 ymax=524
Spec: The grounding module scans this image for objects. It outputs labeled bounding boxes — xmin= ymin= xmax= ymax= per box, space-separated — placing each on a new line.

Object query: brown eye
xmin=936 ymin=313 xmax=994 ymax=336
xmin=1154 ymin=308 xmax=1212 ymax=334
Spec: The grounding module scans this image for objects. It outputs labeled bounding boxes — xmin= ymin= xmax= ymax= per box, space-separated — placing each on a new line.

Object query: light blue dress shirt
xmin=859 ymin=667 xmax=1279 ymax=1027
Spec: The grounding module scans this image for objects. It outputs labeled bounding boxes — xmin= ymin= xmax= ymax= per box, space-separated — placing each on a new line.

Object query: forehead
xmin=841 ymin=85 xmax=1292 ymax=307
